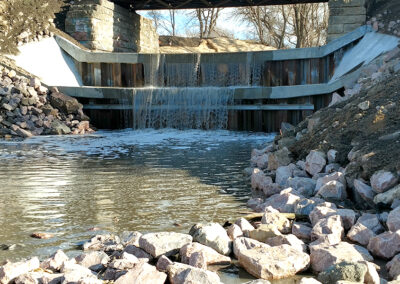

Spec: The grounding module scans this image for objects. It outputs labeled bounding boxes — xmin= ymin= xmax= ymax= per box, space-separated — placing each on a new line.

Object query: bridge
xmin=111 ymin=0 xmax=327 ymax=10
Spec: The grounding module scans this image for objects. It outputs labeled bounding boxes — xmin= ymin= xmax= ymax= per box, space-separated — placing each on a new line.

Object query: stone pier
xmin=327 ymin=0 xmax=367 ymax=42
xmin=65 ymin=0 xmax=159 ymax=53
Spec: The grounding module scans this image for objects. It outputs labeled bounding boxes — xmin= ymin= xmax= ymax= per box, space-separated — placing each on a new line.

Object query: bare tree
xmin=146 ymin=10 xmax=178 ymax=36
xmin=233 ymin=3 xmax=328 ymax=49
xmin=188 ymin=8 xmax=222 ymax=38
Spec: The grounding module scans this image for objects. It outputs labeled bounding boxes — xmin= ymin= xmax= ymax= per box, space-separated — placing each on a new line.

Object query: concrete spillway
xmin=7 ymin=27 xmax=400 ymax=131
xmin=331 ymin=32 xmax=399 ymax=82
xmin=8 ymin=37 xmax=82 ymax=87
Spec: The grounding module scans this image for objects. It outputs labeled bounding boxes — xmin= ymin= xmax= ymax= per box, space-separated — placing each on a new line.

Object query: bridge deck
xmin=113 ymin=0 xmax=327 ymax=10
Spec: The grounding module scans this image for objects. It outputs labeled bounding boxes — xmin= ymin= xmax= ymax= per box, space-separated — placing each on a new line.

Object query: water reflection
xmin=0 ymin=129 xmax=273 ymax=263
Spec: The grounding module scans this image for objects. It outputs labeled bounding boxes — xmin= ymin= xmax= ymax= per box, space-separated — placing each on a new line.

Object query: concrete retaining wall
xmin=328 ymin=0 xmax=368 ymax=42
xmin=65 ymin=0 xmax=159 ymax=53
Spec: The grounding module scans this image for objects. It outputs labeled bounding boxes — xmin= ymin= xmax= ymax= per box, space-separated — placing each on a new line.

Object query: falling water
xmin=128 ymin=52 xmax=265 ymax=130
xmin=131 ymin=87 xmax=234 ymax=130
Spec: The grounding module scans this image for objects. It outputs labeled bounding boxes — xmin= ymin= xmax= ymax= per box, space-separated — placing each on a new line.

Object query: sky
xmin=137 ymin=8 xmax=255 ymax=40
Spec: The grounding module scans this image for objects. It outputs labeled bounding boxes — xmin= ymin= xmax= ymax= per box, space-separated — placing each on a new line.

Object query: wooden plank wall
xmin=74 ymin=47 xmax=348 ymax=88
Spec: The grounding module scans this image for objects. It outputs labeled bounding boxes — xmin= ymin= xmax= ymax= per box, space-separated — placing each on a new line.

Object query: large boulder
xmin=50 ymin=120 xmax=71 ymax=135
xmin=374 ymin=184 xmax=400 ymax=205
xmin=0 ymin=258 xmax=40 ymax=284
xmin=305 ymin=150 xmax=326 ymax=176
xmin=237 ymin=244 xmax=310 ymax=280
xmin=235 ymin=218 xmax=255 ymax=233
xmin=317 ymin=261 xmax=367 ymax=284
xmin=251 ymin=169 xmax=281 ymax=197
xmin=49 ymin=92 xmax=82 ymax=114
xmin=292 ymin=222 xmax=312 ymax=242
xmin=233 ymin=237 xmax=270 ymax=259
xmin=347 ymin=213 xmax=384 ymax=246
xmin=354 ymin=179 xmax=376 ymax=205
xmin=309 ymin=206 xmax=338 ymax=226
xmin=267 ymin=148 xmax=291 ymax=171
xmin=311 ymin=215 xmax=344 ymax=244
xmin=264 ymin=234 xmax=307 ymax=253
xmin=189 ymin=223 xmax=232 ymax=255
xmin=316 ymin=181 xmax=347 ymax=201
xmin=179 ymin=243 xmax=231 ymax=267
xmin=40 ymin=250 xmax=69 ymax=272
xmin=367 ymin=231 xmax=400 ymax=259
xmin=310 ymin=242 xmax=368 ymax=272
xmin=370 ymin=170 xmax=398 ymax=193
xmin=387 ymin=254 xmax=400 ymax=280
xmin=259 ymin=190 xmax=301 ymax=213
xmin=75 ymin=251 xmax=110 ymax=272
xmin=387 ymin=206 xmax=400 ymax=232
xmin=167 ymin=262 xmax=221 ymax=284
xmin=115 ymin=262 xmax=167 ymax=284
xmin=261 ymin=207 xmax=291 ymax=233
xmin=139 ymin=232 xmax=192 ymax=258
xmin=124 ymin=245 xmax=153 ymax=261
xmin=275 ymin=165 xmax=295 ymax=187
xmin=315 ymin=172 xmax=346 ymax=193
xmin=248 ymin=224 xmax=282 ymax=242
xmin=287 ymin=177 xmax=316 ymax=198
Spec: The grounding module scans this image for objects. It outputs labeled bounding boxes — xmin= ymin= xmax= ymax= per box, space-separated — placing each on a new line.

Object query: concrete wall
xmin=65 ymin=0 xmax=159 ymax=53
xmin=328 ymin=0 xmax=368 ymax=42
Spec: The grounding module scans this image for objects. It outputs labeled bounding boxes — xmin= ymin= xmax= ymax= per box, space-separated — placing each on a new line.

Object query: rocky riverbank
xmin=244 ymin=45 xmax=400 ymax=283
xmin=0 ymin=66 xmax=94 ymax=138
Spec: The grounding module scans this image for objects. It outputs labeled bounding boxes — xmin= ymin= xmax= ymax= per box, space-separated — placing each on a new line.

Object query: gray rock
xmin=156 ymin=255 xmax=173 ymax=272
xmin=387 ymin=206 xmax=400 ymax=232
xmin=294 ymin=198 xmax=319 ymax=216
xmin=235 ymin=218 xmax=254 ymax=232
xmin=370 ymin=170 xmax=398 ymax=193
xmin=280 ymin=122 xmax=295 ymax=135
xmin=327 ymin=149 xmax=338 ymax=164
xmin=316 ymin=181 xmax=347 ymax=201
xmin=264 ymin=234 xmax=307 ymax=252
xmin=287 ymin=177 xmax=316 ymax=198
xmin=40 ymin=250 xmax=69 ymax=272
xmin=189 ymin=223 xmax=232 ymax=255
xmin=367 ymin=231 xmax=400 ymax=259
xmin=167 ymin=262 xmax=221 ymax=284
xmin=51 ymin=120 xmax=71 ymax=135
xmin=236 ymin=244 xmax=310 ymax=280
xmin=139 ymin=232 xmax=192 ymax=258
xmin=227 ymin=224 xmax=243 ymax=240
xmin=267 ymin=148 xmax=291 ymax=171
xmin=259 ymin=191 xmax=301 ymax=213
xmin=49 ymin=92 xmax=82 ymax=114
xmin=180 ymin=242 xmax=230 ymax=267
xmin=387 ymin=254 xmax=400 ymax=280
xmin=317 ymin=261 xmax=367 ymax=284
xmin=311 ymin=215 xmax=344 ymax=244
xmin=315 ymin=172 xmax=346 ymax=193
xmin=292 ymin=222 xmax=312 ymax=242
xmin=0 ymin=258 xmax=40 ymax=284
xmin=354 ymin=179 xmax=376 ymax=205
xmin=261 ymin=208 xmax=291 ymax=233
xmin=115 ymin=262 xmax=167 ymax=284
xmin=310 ymin=242 xmax=368 ymax=273
xmin=120 ymin=231 xmax=142 ymax=246
xmin=325 ymin=163 xmax=341 ymax=174
xmin=374 ymin=184 xmax=400 ymax=205
xmin=233 ymin=237 xmax=270 ymax=259
xmin=124 ymin=245 xmax=153 ymax=261
xmin=75 ymin=251 xmax=110 ymax=272
xmin=275 ymin=165 xmax=295 ymax=187
xmin=305 ymin=150 xmax=326 ymax=176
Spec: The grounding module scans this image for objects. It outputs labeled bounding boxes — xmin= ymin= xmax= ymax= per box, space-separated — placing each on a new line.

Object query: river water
xmin=0 ymin=129 xmax=273 ymax=275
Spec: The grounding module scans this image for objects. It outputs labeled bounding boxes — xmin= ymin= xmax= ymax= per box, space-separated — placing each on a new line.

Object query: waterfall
xmin=131 ymin=87 xmax=234 ymax=130
xmin=123 ymin=52 xmax=265 ymax=130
